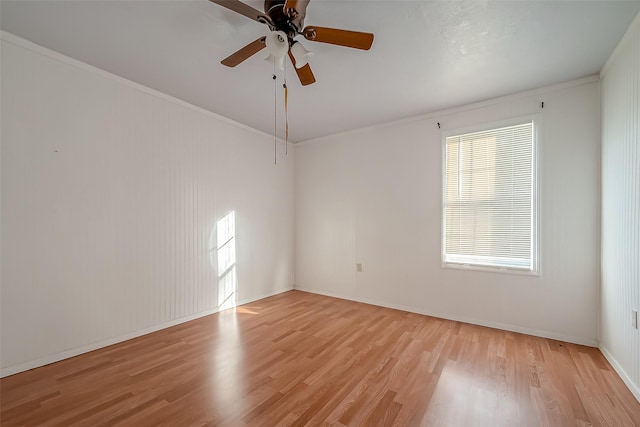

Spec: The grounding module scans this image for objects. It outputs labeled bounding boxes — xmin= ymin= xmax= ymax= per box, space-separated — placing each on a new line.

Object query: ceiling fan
xmin=209 ymin=0 xmax=375 ymax=85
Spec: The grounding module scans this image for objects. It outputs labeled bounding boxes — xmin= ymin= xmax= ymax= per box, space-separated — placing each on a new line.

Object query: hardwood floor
xmin=1 ymin=290 xmax=639 ymax=426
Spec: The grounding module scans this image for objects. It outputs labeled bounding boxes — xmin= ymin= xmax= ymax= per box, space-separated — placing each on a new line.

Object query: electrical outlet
xmin=633 ymin=310 xmax=638 ymax=329
xmin=356 ymin=263 xmax=363 ymax=273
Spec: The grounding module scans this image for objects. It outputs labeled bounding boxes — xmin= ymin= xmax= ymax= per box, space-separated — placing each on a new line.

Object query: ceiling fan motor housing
xmin=264 ymin=0 xmax=304 ymax=39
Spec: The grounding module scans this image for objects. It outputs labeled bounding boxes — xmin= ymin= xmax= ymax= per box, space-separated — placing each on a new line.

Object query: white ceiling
xmin=2 ymin=1 xmax=639 ymax=142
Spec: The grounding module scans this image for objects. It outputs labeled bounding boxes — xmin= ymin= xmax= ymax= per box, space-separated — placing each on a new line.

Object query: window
xmin=442 ymin=120 xmax=537 ymax=272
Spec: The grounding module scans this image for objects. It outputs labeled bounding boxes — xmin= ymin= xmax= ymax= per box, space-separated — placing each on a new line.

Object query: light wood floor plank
xmin=1 ymin=290 xmax=639 ymax=426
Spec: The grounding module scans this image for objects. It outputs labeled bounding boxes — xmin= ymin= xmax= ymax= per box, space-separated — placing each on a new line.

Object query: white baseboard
xmin=599 ymin=345 xmax=640 ymax=403
xmin=294 ymin=287 xmax=599 ymax=347
xmin=0 ymin=286 xmax=293 ymax=378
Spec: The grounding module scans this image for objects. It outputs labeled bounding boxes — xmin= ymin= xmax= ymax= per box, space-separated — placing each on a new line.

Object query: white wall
xmin=295 ymin=77 xmax=601 ymax=346
xmin=0 ymin=33 xmax=294 ymax=376
xmin=600 ymin=13 xmax=640 ymax=401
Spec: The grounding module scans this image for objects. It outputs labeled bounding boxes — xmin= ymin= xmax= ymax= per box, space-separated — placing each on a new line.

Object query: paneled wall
xmin=295 ymin=78 xmax=601 ymax=346
xmin=1 ymin=33 xmax=294 ymax=376
xmin=600 ymin=13 xmax=640 ymax=400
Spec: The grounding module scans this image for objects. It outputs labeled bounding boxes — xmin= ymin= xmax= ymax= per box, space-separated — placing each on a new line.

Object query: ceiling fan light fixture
xmin=209 ymin=0 xmax=375 ymax=85
xmin=264 ymin=30 xmax=289 ymax=70
xmin=290 ymin=41 xmax=313 ymax=69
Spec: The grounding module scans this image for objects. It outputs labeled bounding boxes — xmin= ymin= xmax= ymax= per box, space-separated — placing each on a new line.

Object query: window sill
xmin=442 ymin=262 xmax=539 ymax=276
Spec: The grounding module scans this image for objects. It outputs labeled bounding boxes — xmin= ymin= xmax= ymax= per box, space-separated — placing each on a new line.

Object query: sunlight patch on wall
xmin=212 ymin=211 xmax=237 ymax=310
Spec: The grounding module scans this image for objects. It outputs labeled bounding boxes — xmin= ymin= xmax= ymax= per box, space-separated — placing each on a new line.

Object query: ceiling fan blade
xmin=284 ymin=0 xmax=309 ymax=31
xmin=221 ymin=37 xmax=266 ymax=67
xmin=209 ymin=0 xmax=273 ymax=26
xmin=284 ymin=0 xmax=310 ymax=19
xmin=288 ymin=51 xmax=316 ymax=85
xmin=303 ymin=26 xmax=374 ymax=50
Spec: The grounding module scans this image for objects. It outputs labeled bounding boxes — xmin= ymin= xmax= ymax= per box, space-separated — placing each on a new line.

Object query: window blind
xmin=443 ymin=122 xmax=535 ymax=271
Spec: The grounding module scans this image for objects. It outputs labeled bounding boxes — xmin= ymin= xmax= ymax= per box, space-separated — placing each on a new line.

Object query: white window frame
xmin=441 ymin=115 xmax=540 ymax=275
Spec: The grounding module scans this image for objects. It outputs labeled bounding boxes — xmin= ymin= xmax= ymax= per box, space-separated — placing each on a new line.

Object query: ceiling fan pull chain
xmin=284 ymin=69 xmax=288 ymax=155
xmin=273 ymin=72 xmax=277 ymax=165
